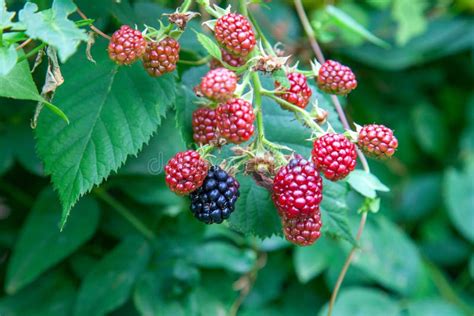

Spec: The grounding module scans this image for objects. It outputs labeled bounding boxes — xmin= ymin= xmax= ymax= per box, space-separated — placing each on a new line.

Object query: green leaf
xmin=0 ymin=0 xmax=15 ymax=30
xmin=190 ymin=241 xmax=257 ymax=273
xmin=0 ymin=54 xmax=68 ymax=123
xmin=406 ymin=299 xmax=464 ymax=316
xmin=272 ymin=68 xmax=291 ymax=89
xmin=346 ymin=170 xmax=389 ymax=198
xmin=0 ymin=58 xmax=44 ymax=102
xmin=321 ymin=180 xmax=355 ymax=245
xmin=293 ymin=236 xmax=338 ymax=283
xmin=444 ymin=165 xmax=474 ymax=242
xmin=348 ymin=216 xmax=426 ymax=296
xmin=194 ymin=31 xmax=222 ymax=60
xmin=35 ymin=40 xmax=175 ymax=227
xmin=228 ymin=176 xmax=282 ymax=238
xmin=0 ymin=271 xmax=76 ymax=316
xmin=0 ymin=45 xmax=17 ymax=75
xmin=319 ymin=287 xmax=401 ymax=316
xmin=326 ymin=5 xmax=389 ymax=48
xmin=119 ymin=112 xmax=186 ymax=176
xmin=5 ymin=188 xmax=100 ymax=294
xmin=74 ymin=237 xmax=151 ymax=316
xmin=18 ymin=0 xmax=88 ymax=62
xmin=134 ymin=269 xmax=197 ymax=316
xmin=392 ymin=0 xmax=428 ymax=45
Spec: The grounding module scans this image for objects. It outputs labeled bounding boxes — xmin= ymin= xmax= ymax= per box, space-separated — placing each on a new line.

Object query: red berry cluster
xmin=165 ymin=150 xmax=209 ymax=195
xmin=275 ymin=72 xmax=312 ymax=109
xmin=317 ymin=60 xmax=357 ymax=96
xmin=198 ymin=67 xmax=238 ymax=102
xmin=312 ymin=133 xmax=357 ymax=181
xmin=358 ymin=124 xmax=398 ymax=159
xmin=214 ymin=13 xmax=256 ymax=57
xmin=108 ymin=25 xmax=147 ymax=65
xmin=142 ymin=37 xmax=180 ymax=77
xmin=272 ymin=156 xmax=323 ymax=246
xmin=108 ymin=25 xmax=180 ymax=77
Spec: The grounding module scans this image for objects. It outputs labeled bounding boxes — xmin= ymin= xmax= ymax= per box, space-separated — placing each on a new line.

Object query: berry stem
xmin=248 ymin=12 xmax=275 ymax=56
xmin=180 ymin=0 xmax=193 ymax=12
xmin=251 ymin=72 xmax=266 ymax=151
xmin=261 ymin=90 xmax=325 ymax=134
xmin=293 ymin=0 xmax=371 ymax=314
xmin=76 ymin=7 xmax=112 ymax=40
xmin=94 ymin=189 xmax=155 ymax=240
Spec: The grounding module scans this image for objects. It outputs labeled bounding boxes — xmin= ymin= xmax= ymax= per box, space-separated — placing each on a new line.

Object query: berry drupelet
xmin=190 ymin=166 xmax=240 ymax=224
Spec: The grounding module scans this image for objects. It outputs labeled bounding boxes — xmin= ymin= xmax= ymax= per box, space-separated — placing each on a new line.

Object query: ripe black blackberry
xmin=190 ymin=166 xmax=240 ymax=224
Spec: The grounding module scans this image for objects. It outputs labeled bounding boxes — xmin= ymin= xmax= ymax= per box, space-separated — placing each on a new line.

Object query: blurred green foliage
xmin=0 ymin=0 xmax=473 ymax=315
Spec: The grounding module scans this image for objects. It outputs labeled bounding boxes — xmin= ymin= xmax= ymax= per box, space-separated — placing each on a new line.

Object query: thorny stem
xmin=251 ymin=72 xmax=265 ymax=151
xmin=248 ymin=12 xmax=275 ymax=55
xmin=293 ymin=0 xmax=325 ymax=64
xmin=94 ymin=189 xmax=155 ymax=240
xmin=293 ymin=1 xmax=371 ymax=315
xmin=76 ymin=8 xmax=111 ymax=40
xmin=261 ymin=90 xmax=325 ymax=134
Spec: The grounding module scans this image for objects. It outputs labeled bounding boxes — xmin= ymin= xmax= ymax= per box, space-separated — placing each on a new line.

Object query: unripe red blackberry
xmin=282 ymin=211 xmax=322 ymax=246
xmin=358 ymin=124 xmax=398 ymax=159
xmin=272 ymin=156 xmax=323 ymax=219
xmin=108 ymin=25 xmax=146 ymax=65
xmin=312 ymin=133 xmax=357 ymax=181
xmin=165 ymin=150 xmax=208 ymax=195
xmin=142 ymin=37 xmax=180 ymax=77
xmin=210 ymin=49 xmax=247 ymax=69
xmin=214 ymin=13 xmax=256 ymax=56
xmin=317 ymin=60 xmax=357 ymax=95
xmin=275 ymin=72 xmax=312 ymax=109
xmin=192 ymin=107 xmax=219 ymax=145
xmin=199 ymin=68 xmax=237 ymax=102
xmin=216 ymin=98 xmax=255 ymax=144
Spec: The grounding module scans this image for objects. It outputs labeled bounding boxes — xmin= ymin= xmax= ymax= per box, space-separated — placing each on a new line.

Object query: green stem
xmin=239 ymin=0 xmax=248 ymax=16
xmin=16 ymin=42 xmax=46 ymax=63
xmin=251 ymin=72 xmax=265 ymax=150
xmin=94 ymin=189 xmax=155 ymax=240
xmin=180 ymin=0 xmax=193 ymax=12
xmin=261 ymin=90 xmax=325 ymax=133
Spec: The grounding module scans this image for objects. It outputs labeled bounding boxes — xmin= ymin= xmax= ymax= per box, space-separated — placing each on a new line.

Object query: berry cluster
xmin=155 ymin=5 xmax=399 ymax=247
xmin=108 ymin=25 xmax=180 ymax=77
